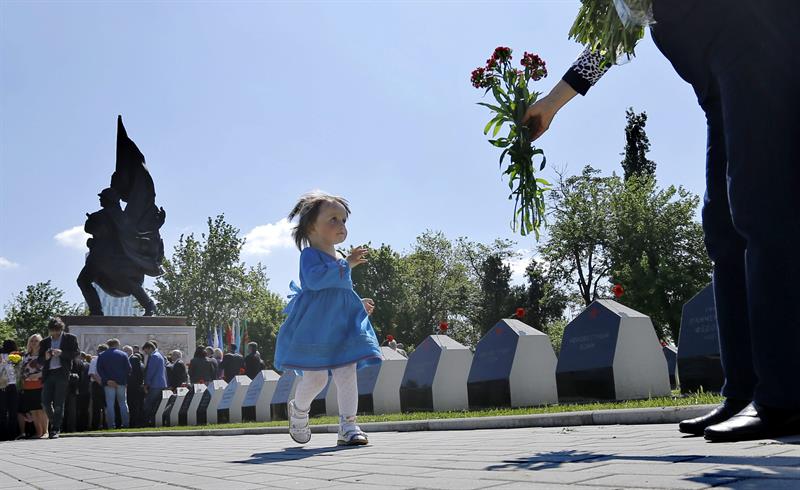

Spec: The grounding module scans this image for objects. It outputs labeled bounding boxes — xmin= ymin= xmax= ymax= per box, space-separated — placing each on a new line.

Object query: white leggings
xmin=293 ymin=363 xmax=358 ymax=418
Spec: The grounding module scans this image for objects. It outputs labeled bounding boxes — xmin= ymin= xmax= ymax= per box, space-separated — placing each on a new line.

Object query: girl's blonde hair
xmin=26 ymin=333 xmax=42 ymax=355
xmin=288 ymin=190 xmax=351 ymax=250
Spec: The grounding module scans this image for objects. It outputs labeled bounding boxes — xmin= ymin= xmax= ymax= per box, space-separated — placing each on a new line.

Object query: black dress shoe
xmin=704 ymin=402 xmax=800 ymax=442
xmin=49 ymin=431 xmax=60 ymax=440
xmin=678 ymin=398 xmax=750 ymax=435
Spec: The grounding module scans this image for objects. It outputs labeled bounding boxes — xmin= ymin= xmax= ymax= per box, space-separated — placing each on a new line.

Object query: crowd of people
xmin=0 ymin=316 xmax=266 ymax=440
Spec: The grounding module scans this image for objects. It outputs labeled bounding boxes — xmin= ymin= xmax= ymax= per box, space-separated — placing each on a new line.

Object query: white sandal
xmin=288 ymin=399 xmax=311 ymax=444
xmin=337 ymin=415 xmax=368 ymax=446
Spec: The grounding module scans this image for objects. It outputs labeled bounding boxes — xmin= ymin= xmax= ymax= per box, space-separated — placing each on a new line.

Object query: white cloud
xmin=0 ymin=257 xmax=19 ymax=269
xmin=242 ymin=218 xmax=295 ymax=256
xmin=505 ymin=248 xmax=535 ymax=284
xmin=55 ymin=225 xmax=90 ymax=251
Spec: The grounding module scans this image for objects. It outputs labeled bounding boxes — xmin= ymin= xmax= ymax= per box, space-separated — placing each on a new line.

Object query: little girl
xmin=274 ymin=190 xmax=382 ymax=446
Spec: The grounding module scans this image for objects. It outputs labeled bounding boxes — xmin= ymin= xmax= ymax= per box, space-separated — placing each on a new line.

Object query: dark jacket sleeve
xmin=562 ymin=48 xmax=612 ymax=96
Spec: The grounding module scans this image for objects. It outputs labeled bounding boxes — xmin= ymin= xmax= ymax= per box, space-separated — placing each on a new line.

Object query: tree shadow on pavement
xmin=486 ymin=448 xmax=800 ymax=487
xmin=233 ymin=445 xmax=364 ymax=464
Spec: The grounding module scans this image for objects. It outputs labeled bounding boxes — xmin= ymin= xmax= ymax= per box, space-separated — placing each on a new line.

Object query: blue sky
xmin=0 ymin=1 xmax=707 ymax=314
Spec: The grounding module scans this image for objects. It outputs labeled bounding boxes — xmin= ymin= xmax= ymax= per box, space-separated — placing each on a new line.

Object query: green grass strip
xmin=88 ymin=390 xmax=721 ymax=434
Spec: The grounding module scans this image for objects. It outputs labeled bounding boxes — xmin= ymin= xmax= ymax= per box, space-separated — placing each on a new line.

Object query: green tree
xmin=0 ymin=319 xmax=15 ymax=343
xmin=457 ymin=238 xmax=517 ymax=336
xmin=403 ymin=231 xmax=479 ymax=348
xmin=3 ymin=281 xmax=70 ymax=344
xmin=151 ymin=215 xmax=275 ymax=345
xmin=621 ymin=108 xmax=656 ymax=181
xmin=609 ymin=175 xmax=711 ymax=341
xmin=519 ymin=259 xmax=568 ymax=334
xmin=245 ymin=284 xmax=286 ymax=369
xmin=541 ymin=166 xmax=621 ymax=306
xmin=350 ymin=243 xmax=410 ymax=343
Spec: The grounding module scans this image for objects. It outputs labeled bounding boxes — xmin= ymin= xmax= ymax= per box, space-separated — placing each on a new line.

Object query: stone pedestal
xmin=270 ymin=371 xmax=299 ymax=421
xmin=217 ymin=375 xmax=251 ymax=424
xmin=400 ymin=335 xmax=472 ymax=412
xmin=468 ymin=319 xmax=558 ymax=409
xmin=677 ymin=285 xmax=723 ymax=393
xmin=170 ymin=387 xmax=191 ymax=427
xmin=204 ymin=380 xmax=228 ymax=424
xmin=556 ymin=300 xmax=670 ymax=402
xmin=62 ymin=316 xmax=195 ymax=356
xmin=154 ymin=389 xmax=174 ymax=427
xmin=357 ymin=347 xmax=407 ymax=415
xmin=187 ymin=384 xmax=207 ymax=426
xmin=269 ymin=370 xmax=338 ymax=420
xmin=242 ymin=370 xmax=281 ymax=422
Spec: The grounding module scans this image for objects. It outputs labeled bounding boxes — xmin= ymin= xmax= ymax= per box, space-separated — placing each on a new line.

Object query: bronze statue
xmin=77 ymin=116 xmax=166 ymax=316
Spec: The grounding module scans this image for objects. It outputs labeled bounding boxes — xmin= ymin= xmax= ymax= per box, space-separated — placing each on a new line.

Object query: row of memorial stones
xmin=150 ymin=284 xmax=721 ymax=427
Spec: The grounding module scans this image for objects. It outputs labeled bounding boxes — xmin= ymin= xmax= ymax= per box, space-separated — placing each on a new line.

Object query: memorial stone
xmin=357 ymin=347 xmax=407 ymax=415
xmin=170 ymin=386 xmax=190 ymax=427
xmin=468 ymin=319 xmax=558 ymax=409
xmin=154 ymin=389 xmax=174 ymax=427
xmin=400 ymin=335 xmax=472 ymax=412
xmin=556 ymin=300 xmax=671 ymax=402
xmin=204 ymin=380 xmax=228 ymax=424
xmin=677 ymin=284 xmax=723 ymax=393
xmin=217 ymin=375 xmax=251 ymax=424
xmin=242 ymin=370 xmax=281 ymax=422
xmin=187 ymin=384 xmax=208 ymax=426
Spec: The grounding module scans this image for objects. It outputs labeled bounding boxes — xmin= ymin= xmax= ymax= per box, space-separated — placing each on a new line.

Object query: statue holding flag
xmin=77 ymin=116 xmax=166 ymax=316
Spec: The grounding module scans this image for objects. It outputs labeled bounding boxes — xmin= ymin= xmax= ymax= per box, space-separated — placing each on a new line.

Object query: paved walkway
xmin=1 ymin=424 xmax=799 ymax=489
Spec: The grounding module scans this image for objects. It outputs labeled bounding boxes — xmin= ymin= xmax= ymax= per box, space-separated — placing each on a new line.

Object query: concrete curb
xmin=60 ymin=404 xmax=715 ymax=438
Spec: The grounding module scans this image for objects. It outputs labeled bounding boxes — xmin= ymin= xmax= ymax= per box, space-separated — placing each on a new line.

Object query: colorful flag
xmin=242 ymin=319 xmax=249 ymax=351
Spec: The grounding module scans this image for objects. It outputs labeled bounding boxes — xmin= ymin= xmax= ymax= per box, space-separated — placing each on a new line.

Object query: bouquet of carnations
xmin=471 ymin=47 xmax=550 ymax=237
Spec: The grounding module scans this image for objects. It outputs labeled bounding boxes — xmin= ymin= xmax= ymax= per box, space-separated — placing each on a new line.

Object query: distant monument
xmin=77 ymin=115 xmax=166 ymax=316
xmin=677 ymin=285 xmax=723 ymax=393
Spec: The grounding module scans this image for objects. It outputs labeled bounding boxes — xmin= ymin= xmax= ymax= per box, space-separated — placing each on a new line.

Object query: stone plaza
xmin=1 ymin=423 xmax=799 ymax=489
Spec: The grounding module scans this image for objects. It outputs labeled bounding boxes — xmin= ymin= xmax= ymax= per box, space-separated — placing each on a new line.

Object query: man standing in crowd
xmin=204 ymin=347 xmax=218 ymax=380
xmin=212 ymin=348 xmax=224 ymax=379
xmin=76 ymin=353 xmax=92 ymax=432
xmin=220 ymin=344 xmax=244 ymax=383
xmin=89 ymin=344 xmax=107 ymax=430
xmin=244 ymin=342 xmax=265 ymax=379
xmin=167 ymin=350 xmax=187 ymax=390
xmin=142 ymin=341 xmax=167 ymax=426
xmin=63 ymin=351 xmax=85 ymax=433
xmin=97 ymin=339 xmax=131 ymax=429
xmin=124 ymin=345 xmax=144 ymax=428
xmin=38 ymin=317 xmax=79 ymax=439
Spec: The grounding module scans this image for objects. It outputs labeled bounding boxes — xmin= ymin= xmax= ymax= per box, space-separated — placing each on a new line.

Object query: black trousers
xmin=90 ymin=382 xmax=106 ymax=430
xmin=652 ymin=0 xmax=800 ymax=408
xmin=0 ymin=385 xmax=18 ymax=440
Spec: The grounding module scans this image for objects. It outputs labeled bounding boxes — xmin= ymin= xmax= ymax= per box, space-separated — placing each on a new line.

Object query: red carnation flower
xmin=387 ymin=335 xmax=394 ymax=342
xmin=492 ymin=46 xmax=512 ymax=63
xmin=521 ymin=52 xmax=547 ymax=81
xmin=471 ymin=67 xmax=486 ymax=88
xmin=515 ymin=307 xmax=525 ymax=319
xmin=439 ymin=321 xmax=449 ymax=332
xmin=612 ymin=284 xmax=624 ymax=298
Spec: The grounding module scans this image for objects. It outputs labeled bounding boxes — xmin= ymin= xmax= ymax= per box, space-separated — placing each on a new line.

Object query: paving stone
xmin=2 ymin=424 xmax=800 ymax=489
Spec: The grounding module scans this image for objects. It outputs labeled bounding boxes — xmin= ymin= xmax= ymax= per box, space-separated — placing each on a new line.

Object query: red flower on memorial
xmin=239 ymin=367 xmax=245 ymax=375
xmin=515 ymin=307 xmax=525 ymax=319
xmin=439 ymin=321 xmax=449 ymax=333
xmin=612 ymin=284 xmax=624 ymax=298
xmin=386 ymin=335 xmax=394 ymax=342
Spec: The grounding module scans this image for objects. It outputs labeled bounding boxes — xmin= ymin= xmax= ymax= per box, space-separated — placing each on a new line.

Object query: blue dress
xmin=274 ymin=247 xmax=382 ymax=372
